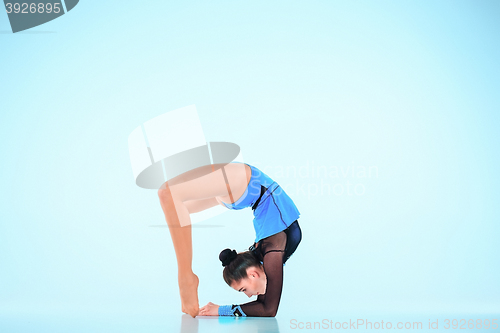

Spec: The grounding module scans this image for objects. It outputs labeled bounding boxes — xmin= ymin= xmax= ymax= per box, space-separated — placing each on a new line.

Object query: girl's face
xmin=230 ymin=266 xmax=267 ymax=298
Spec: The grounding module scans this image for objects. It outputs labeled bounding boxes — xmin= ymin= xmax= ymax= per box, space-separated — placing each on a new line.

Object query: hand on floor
xmin=199 ymin=302 xmax=219 ymax=316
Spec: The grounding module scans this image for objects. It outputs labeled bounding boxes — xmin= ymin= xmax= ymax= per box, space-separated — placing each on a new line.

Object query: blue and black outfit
xmin=218 ymin=163 xmax=302 ymax=317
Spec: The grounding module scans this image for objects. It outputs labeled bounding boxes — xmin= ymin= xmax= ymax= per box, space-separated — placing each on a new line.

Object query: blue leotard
xmin=220 ymin=163 xmax=300 ymax=243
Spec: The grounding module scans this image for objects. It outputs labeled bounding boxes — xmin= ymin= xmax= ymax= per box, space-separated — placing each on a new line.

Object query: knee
xmin=157 ymin=187 xmax=169 ymax=199
xmin=158 ymin=186 xmax=177 ymax=204
xmin=158 ymin=186 xmax=185 ymax=208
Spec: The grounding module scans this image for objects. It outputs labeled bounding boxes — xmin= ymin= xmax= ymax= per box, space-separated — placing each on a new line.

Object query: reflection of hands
xmin=199 ymin=302 xmax=220 ymax=316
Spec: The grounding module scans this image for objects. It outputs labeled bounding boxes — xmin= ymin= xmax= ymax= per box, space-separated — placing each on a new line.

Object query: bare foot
xmin=179 ymin=273 xmax=199 ymax=318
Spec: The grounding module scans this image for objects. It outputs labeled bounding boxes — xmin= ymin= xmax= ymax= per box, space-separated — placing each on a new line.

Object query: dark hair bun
xmin=219 ymin=248 xmax=237 ymax=267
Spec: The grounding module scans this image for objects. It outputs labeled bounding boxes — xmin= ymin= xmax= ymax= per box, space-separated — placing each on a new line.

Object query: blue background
xmin=1 ymin=1 xmax=499 ymax=332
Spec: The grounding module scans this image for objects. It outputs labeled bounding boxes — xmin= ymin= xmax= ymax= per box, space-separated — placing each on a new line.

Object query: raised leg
xmin=156 ymin=164 xmax=250 ymax=317
xmin=158 ymin=185 xmax=200 ymax=317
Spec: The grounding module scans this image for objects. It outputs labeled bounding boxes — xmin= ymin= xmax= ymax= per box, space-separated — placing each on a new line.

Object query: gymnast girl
xmin=157 ymin=162 xmax=302 ymax=317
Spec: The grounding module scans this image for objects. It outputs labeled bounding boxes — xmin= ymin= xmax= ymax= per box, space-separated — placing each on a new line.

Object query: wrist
xmin=218 ymin=304 xmax=247 ymax=317
xmin=218 ymin=305 xmax=232 ymax=316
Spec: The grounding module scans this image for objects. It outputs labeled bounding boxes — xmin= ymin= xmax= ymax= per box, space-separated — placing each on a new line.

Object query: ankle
xmin=178 ymin=272 xmax=197 ymax=283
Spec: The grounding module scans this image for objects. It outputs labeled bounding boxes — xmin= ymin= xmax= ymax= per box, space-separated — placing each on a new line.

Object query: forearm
xmin=240 ymin=297 xmax=278 ymax=317
xmin=219 ymin=295 xmax=277 ymax=317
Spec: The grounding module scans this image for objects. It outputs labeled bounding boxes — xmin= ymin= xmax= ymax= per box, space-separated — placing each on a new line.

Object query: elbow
xmin=262 ymin=308 xmax=278 ymax=317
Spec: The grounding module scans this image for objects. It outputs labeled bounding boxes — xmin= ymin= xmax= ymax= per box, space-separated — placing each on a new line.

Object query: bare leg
xmin=156 ymin=163 xmax=250 ymax=317
xmin=158 ymin=185 xmax=200 ymax=317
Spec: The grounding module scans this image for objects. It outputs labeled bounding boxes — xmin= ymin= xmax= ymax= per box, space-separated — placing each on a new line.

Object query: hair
xmin=219 ymin=248 xmax=262 ymax=286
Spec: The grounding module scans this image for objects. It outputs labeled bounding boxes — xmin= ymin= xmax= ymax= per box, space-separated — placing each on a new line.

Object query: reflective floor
xmin=2 ymin=311 xmax=498 ymax=332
